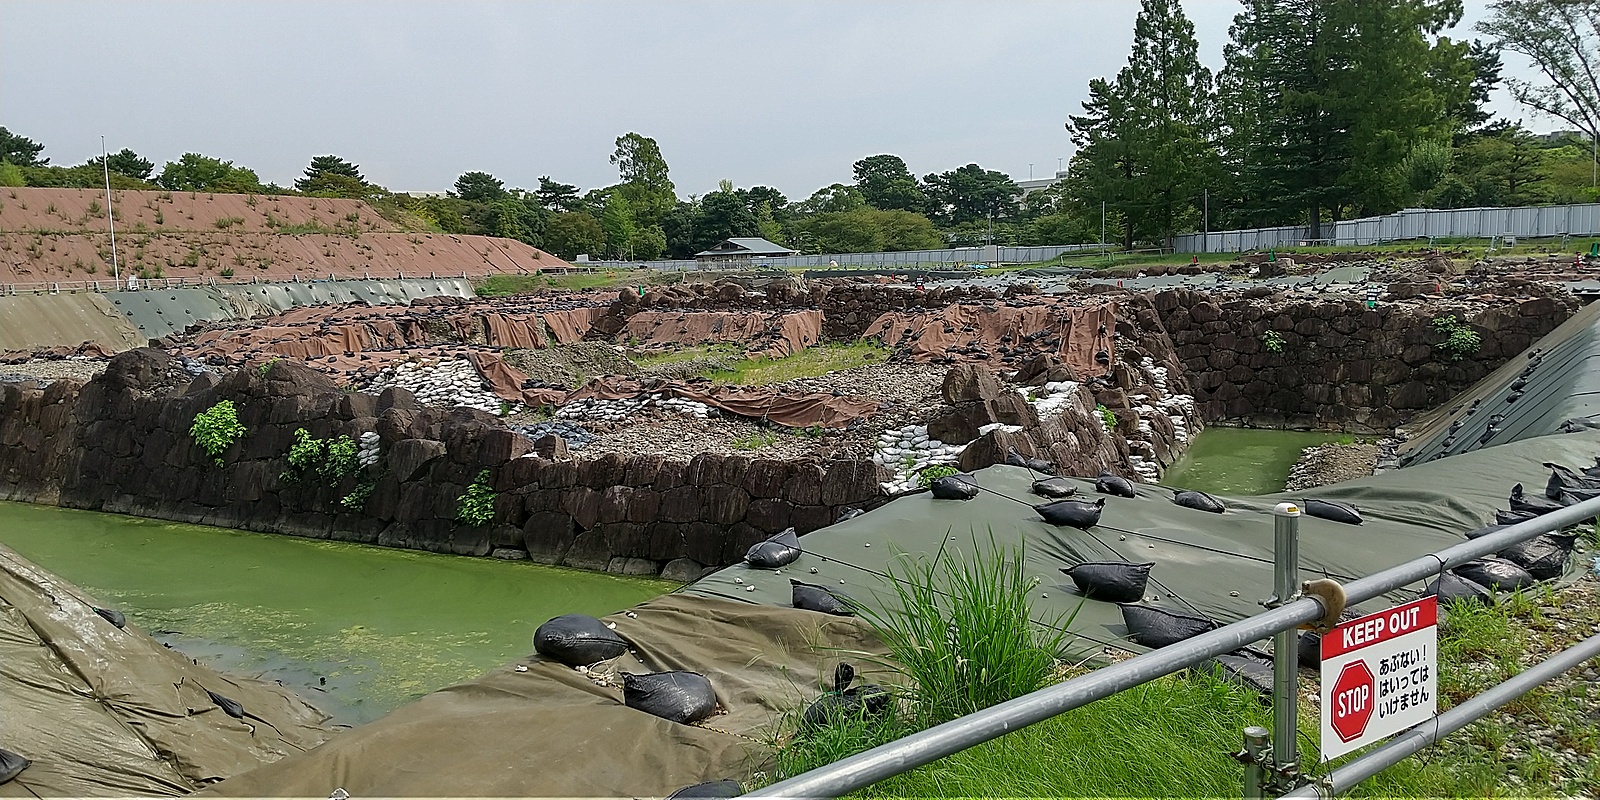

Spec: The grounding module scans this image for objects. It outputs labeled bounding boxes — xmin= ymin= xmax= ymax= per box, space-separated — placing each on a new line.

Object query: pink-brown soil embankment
xmin=0 ymin=188 xmax=567 ymax=282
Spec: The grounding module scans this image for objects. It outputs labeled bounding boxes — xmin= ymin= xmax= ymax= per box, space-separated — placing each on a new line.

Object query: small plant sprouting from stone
xmin=256 ymin=357 xmax=281 ymax=377
xmin=734 ymin=429 xmax=780 ymax=450
xmin=456 ymin=470 xmax=497 ymax=526
xmin=916 ymin=465 xmax=959 ymax=488
xmin=1433 ymin=315 xmax=1481 ymax=362
xmin=341 ymin=478 xmax=376 ymax=513
xmin=1096 ymin=404 xmax=1117 ymax=431
xmin=283 ymin=428 xmax=360 ymax=482
xmin=190 ymin=401 xmax=247 ymax=466
xmin=1261 ymin=330 xmax=1286 ymax=353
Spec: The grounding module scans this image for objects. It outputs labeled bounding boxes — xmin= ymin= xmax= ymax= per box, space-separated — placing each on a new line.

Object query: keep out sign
xmin=1320 ymin=596 xmax=1438 ymax=760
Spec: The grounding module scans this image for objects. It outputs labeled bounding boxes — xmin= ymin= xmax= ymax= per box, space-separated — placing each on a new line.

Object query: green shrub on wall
xmin=456 ymin=470 xmax=497 ymax=527
xmin=190 ymin=401 xmax=246 ymax=466
xmin=283 ymin=428 xmax=360 ymax=482
xmin=1433 ymin=315 xmax=1481 ymax=362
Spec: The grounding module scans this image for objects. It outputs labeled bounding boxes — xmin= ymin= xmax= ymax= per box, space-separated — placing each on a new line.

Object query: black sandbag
xmin=1004 ymin=448 xmax=1030 ymax=468
xmin=1119 ymin=604 xmax=1217 ymax=648
xmin=667 ymin=780 xmax=744 ymax=799
xmin=1561 ymin=486 xmax=1600 ymax=504
xmin=1584 ymin=456 xmax=1600 ymax=478
xmin=93 ymin=606 xmax=127 ymax=628
xmin=1024 ymin=456 xmax=1055 ymax=472
xmin=1095 ymin=472 xmax=1137 ymax=498
xmin=746 ymin=527 xmax=802 ymax=568
xmin=836 ymin=507 xmax=865 ymax=523
xmin=801 ymin=663 xmax=892 ymax=730
xmin=0 ymin=748 xmax=29 ymax=785
xmin=1509 ymin=483 xmax=1563 ymax=515
xmin=534 ymin=613 xmax=630 ymax=666
xmin=1196 ymin=652 xmax=1273 ymax=694
xmin=1494 ymin=509 xmax=1538 ymax=526
xmin=1034 ymin=497 xmax=1104 ymax=529
xmin=1061 ymin=561 xmax=1154 ymax=603
xmin=1297 ymin=609 xmax=1364 ymax=668
xmin=1498 ymin=533 xmax=1578 ymax=580
xmin=1452 ymin=558 xmax=1537 ymax=592
xmin=622 ymin=670 xmax=717 ymax=724
xmin=792 ymin=579 xmax=854 ymax=616
xmin=207 ymin=689 xmax=245 ymax=719
xmin=929 ymin=474 xmax=980 ymax=500
xmin=1544 ymin=462 xmax=1600 ymax=499
xmin=1302 ymin=498 xmax=1362 ymax=525
xmin=1463 ymin=523 xmax=1509 ymax=539
xmin=1172 ymin=489 xmax=1225 ymax=513
xmin=1424 ymin=572 xmax=1492 ymax=606
xmin=1030 ymin=477 xmax=1077 ymax=499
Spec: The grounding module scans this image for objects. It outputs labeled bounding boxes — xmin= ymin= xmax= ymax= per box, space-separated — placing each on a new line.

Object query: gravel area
xmin=765 ymin=362 xmax=950 ymax=426
xmin=0 ymin=358 xmax=108 ymax=385
xmin=1283 ymin=442 xmax=1380 ymax=491
xmin=502 ymin=343 xmax=638 ymax=389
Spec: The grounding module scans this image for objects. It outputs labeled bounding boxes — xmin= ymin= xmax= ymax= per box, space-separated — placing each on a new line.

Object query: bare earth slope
xmin=0 ymin=188 xmax=567 ymax=282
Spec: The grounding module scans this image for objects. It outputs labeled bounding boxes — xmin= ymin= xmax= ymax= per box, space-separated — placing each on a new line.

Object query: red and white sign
xmin=1320 ymin=596 xmax=1437 ymax=760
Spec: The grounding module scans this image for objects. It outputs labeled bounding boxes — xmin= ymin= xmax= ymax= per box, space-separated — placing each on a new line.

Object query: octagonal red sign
xmin=1330 ymin=660 xmax=1374 ymax=742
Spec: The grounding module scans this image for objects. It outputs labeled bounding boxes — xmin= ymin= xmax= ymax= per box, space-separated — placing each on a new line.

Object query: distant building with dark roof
xmin=694 ymin=237 xmax=798 ymax=263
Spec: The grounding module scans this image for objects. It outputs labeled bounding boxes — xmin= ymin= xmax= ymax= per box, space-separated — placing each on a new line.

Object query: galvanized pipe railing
xmin=744 ymin=494 xmax=1600 ymax=799
xmin=1282 ymin=632 xmax=1600 ymax=798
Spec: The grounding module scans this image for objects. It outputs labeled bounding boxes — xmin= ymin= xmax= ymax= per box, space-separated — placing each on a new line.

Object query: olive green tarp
xmin=204 ymin=429 xmax=1597 ymax=798
xmin=0 ymin=544 xmax=334 ymax=797
xmin=1400 ymin=299 xmax=1600 ymax=464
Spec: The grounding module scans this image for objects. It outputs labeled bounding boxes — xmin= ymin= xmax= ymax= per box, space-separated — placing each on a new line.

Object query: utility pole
xmin=101 ymin=136 xmax=120 ymax=283
xmin=1101 ymin=200 xmax=1107 ymax=248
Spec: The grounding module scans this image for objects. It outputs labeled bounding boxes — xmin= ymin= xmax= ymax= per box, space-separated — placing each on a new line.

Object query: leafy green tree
xmin=922 ymin=164 xmax=1021 ymax=226
xmin=0 ymin=162 xmax=23 ymax=187
xmin=691 ymin=189 xmax=759 ymax=251
xmin=600 ymin=193 xmax=638 ymax=258
xmin=86 ymin=148 xmax=154 ymax=180
xmin=611 ymin=132 xmax=676 ymax=226
xmin=0 ymin=127 xmax=46 ymax=166
xmin=1069 ymin=0 xmax=1215 ymax=246
xmin=634 ymin=225 xmax=667 ymax=259
xmin=1478 ymin=1 xmax=1600 ymax=147
xmin=156 ymin=153 xmax=265 ymax=193
xmin=802 ymin=207 xmax=943 ymax=252
xmin=535 ymin=176 xmax=582 ymax=212
xmin=542 ymin=211 xmax=605 ymax=259
xmin=853 ymin=154 xmax=927 ymax=211
xmin=798 ymin=183 xmax=866 ymax=214
xmin=454 ymin=171 xmax=507 ymax=202
xmin=295 ymin=155 xmax=371 ymax=196
xmin=487 ymin=196 xmax=545 ymax=244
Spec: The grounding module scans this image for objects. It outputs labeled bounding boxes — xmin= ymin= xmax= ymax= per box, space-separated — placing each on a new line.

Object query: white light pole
xmin=101 ymin=136 xmax=120 ymax=283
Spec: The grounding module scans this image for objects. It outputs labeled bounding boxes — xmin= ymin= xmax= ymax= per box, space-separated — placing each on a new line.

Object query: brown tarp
xmin=0 ymin=544 xmax=334 ymax=797
xmin=202 ymin=595 xmax=885 ymax=798
xmin=622 ymin=310 xmax=824 ymax=358
xmin=482 ymin=312 xmax=548 ymax=349
xmin=768 ymin=310 xmax=823 ymax=358
xmin=863 ymin=301 xmax=1116 ymax=378
xmin=542 ymin=307 xmax=606 ymax=345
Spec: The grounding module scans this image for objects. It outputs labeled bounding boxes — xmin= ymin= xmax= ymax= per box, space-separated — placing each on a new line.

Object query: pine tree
xmin=1068 ymin=0 xmax=1216 ymax=246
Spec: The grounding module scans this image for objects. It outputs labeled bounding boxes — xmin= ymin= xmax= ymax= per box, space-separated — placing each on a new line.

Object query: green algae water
xmin=0 ymin=501 xmax=674 ymax=724
xmin=1163 ymin=428 xmax=1350 ymax=496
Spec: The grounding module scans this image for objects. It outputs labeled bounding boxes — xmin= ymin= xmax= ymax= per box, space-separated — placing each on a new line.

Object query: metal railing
xmin=745 ymin=494 xmax=1600 ymax=799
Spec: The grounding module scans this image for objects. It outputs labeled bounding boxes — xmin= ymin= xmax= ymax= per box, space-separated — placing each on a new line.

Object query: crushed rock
xmin=0 ymin=358 xmax=108 ymax=385
xmin=1284 ymin=442 xmax=1379 ymax=491
xmin=501 ymin=343 xmax=638 ymax=389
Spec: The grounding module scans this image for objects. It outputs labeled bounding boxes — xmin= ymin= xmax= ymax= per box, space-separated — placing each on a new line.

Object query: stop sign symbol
xmin=1331 ymin=661 xmax=1375 ymax=742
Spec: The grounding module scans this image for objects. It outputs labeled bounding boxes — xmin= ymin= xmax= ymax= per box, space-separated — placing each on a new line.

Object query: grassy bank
xmin=631 ymin=340 xmax=886 ymax=385
xmin=761 ymin=551 xmax=1599 ymax=797
xmin=475 ymin=269 xmax=653 ymax=296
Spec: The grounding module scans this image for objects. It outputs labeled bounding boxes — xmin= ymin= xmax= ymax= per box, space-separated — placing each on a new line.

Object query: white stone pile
xmin=357 ymin=431 xmax=381 ymax=468
xmin=1027 ymin=381 xmax=1083 ymax=419
xmin=873 ymin=424 xmax=967 ymax=493
xmin=554 ymin=394 xmax=715 ymax=423
xmin=364 ymin=358 xmax=509 ymax=414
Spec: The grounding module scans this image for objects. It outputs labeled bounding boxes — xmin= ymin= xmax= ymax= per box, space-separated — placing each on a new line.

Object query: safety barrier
xmin=1173 ymin=203 xmax=1600 ymax=253
xmin=743 ymin=495 xmax=1600 ymax=799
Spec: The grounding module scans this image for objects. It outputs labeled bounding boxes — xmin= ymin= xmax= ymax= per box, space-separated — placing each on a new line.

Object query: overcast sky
xmin=0 ymin=1 xmax=1546 ymax=200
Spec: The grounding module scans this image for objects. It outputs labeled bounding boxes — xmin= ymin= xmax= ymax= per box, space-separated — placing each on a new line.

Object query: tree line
xmin=0 ymin=128 xmax=1085 ymax=260
xmin=4 ymin=0 xmax=1595 ymax=257
xmin=1067 ymin=0 xmax=1600 ymax=248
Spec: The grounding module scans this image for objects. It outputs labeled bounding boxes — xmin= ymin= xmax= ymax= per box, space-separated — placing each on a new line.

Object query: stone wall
xmin=1141 ymin=289 xmax=1575 ymax=431
xmin=0 ymin=349 xmax=888 ymax=579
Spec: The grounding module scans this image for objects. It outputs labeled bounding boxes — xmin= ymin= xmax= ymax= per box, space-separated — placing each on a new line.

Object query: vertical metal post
xmin=1272 ymin=501 xmax=1302 ymax=782
xmin=101 ymin=136 xmax=120 ymax=283
xmin=1242 ymin=726 xmax=1270 ymax=800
